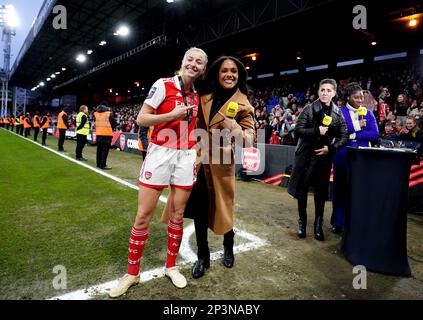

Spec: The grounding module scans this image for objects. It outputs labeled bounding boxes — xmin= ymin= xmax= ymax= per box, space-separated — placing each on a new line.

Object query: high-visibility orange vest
xmin=94 ymin=111 xmax=113 ymax=136
xmin=4 ymin=117 xmax=9 ymax=124
xmin=10 ymin=117 xmax=15 ymax=126
xmin=41 ymin=116 xmax=50 ymax=129
xmin=19 ymin=116 xmax=24 ymax=125
xmin=23 ymin=117 xmax=32 ymax=129
xmin=33 ymin=115 xmax=40 ymax=128
xmin=58 ymin=111 xmax=68 ymax=129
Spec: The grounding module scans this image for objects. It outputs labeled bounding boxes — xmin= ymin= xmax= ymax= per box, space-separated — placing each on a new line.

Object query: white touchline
xmin=1 ymin=129 xmax=268 ymax=300
xmin=50 ymin=223 xmax=268 ymax=300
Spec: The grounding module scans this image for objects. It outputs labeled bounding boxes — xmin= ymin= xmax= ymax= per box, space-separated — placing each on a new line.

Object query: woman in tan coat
xmin=187 ymin=56 xmax=255 ymax=279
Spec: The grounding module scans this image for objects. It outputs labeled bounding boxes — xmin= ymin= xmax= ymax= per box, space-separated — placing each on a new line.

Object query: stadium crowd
xmin=1 ymin=61 xmax=422 ymax=153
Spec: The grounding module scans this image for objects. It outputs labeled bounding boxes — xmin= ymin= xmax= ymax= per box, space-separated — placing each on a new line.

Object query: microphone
xmin=226 ymin=102 xmax=239 ymax=118
xmin=322 ymin=115 xmax=332 ymax=126
xmin=358 ymin=106 xmax=367 ymax=120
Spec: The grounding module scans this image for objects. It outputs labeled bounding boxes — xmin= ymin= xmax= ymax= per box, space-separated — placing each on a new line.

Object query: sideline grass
xmin=0 ymin=130 xmax=167 ymax=299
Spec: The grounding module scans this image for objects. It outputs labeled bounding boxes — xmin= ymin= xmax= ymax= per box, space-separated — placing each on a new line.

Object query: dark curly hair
xmin=202 ymin=56 xmax=249 ymax=97
xmin=343 ymin=82 xmax=363 ymax=101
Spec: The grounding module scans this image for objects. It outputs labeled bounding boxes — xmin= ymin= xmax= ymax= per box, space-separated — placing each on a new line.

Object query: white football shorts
xmin=138 ymin=143 xmax=197 ymax=189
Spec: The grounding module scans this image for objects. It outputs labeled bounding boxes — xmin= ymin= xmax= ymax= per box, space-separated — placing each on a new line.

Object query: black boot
xmin=223 ymin=230 xmax=235 ymax=268
xmin=223 ymin=246 xmax=234 ymax=268
xmin=298 ymin=218 xmax=307 ymax=238
xmin=314 ymin=216 xmax=325 ymax=241
xmin=192 ymin=258 xmax=210 ymax=279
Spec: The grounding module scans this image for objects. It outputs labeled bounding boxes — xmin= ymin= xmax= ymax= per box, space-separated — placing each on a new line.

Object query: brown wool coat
xmin=162 ymin=89 xmax=255 ymax=235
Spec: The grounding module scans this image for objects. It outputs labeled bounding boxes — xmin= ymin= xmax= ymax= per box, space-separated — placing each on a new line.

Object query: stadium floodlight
xmin=39 ymin=82 xmax=45 ymax=86
xmin=62 ymin=67 xmax=67 ymax=71
xmin=51 ymin=74 xmax=56 ymax=78
xmin=55 ymin=71 xmax=60 ymax=75
xmin=87 ymin=50 xmax=93 ymax=55
xmin=76 ymin=54 xmax=87 ymax=63
xmin=409 ymin=19 xmax=417 ymax=27
xmin=114 ymin=25 xmax=130 ymax=37
xmin=46 ymin=78 xmax=51 ymax=81
xmin=167 ymin=0 xmax=175 ymax=3
xmin=99 ymin=41 xmax=107 ymax=46
xmin=5 ymin=5 xmax=19 ymax=27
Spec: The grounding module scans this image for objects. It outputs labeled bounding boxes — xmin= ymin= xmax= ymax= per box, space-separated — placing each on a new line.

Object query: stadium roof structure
xmin=9 ymin=0 xmax=423 ymax=98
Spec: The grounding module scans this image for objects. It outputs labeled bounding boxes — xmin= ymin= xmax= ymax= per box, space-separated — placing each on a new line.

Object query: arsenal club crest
xmin=145 ymin=171 xmax=152 ymax=180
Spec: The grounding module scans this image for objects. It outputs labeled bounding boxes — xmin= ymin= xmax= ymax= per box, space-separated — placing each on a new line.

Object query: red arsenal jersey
xmin=144 ymin=75 xmax=199 ymax=149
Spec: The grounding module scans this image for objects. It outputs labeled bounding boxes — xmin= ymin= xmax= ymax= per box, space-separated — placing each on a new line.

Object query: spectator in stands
xmin=381 ymin=121 xmax=397 ymax=141
xmin=75 ymin=105 xmax=90 ymax=161
xmin=57 ymin=107 xmax=69 ymax=151
xmin=377 ymin=97 xmax=390 ymax=125
xmin=410 ymin=83 xmax=423 ymax=102
xmin=109 ymin=47 xmax=207 ymax=297
xmin=288 ymin=78 xmax=348 ymax=241
xmin=407 ymin=99 xmax=419 ymax=118
xmin=395 ymin=119 xmax=404 ymax=137
xmin=182 ymin=55 xmax=255 ymax=279
xmin=417 ymin=105 xmax=423 ymax=130
xmin=280 ymin=114 xmax=296 ymax=145
xmin=397 ymin=116 xmax=423 ymax=155
xmin=379 ymin=87 xmax=391 ymax=105
xmin=94 ymin=104 xmax=117 ymax=169
xmin=394 ymin=93 xmax=408 ymax=126
xmin=331 ymin=83 xmax=379 ymax=234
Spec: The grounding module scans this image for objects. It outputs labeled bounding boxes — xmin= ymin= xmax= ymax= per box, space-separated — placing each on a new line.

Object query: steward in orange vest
xmin=18 ymin=114 xmax=24 ymax=135
xmin=57 ymin=109 xmax=69 ymax=151
xmin=33 ymin=112 xmax=41 ymax=142
xmin=40 ymin=112 xmax=50 ymax=146
xmin=9 ymin=116 xmax=15 ymax=131
xmin=94 ymin=104 xmax=117 ymax=169
xmin=23 ymin=113 xmax=32 ymax=138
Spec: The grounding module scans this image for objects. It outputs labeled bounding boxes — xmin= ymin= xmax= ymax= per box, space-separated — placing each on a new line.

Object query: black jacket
xmin=288 ymin=99 xmax=348 ymax=198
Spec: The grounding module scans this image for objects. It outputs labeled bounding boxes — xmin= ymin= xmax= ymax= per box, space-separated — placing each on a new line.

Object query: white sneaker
xmin=165 ymin=267 xmax=187 ymax=289
xmin=109 ymin=274 xmax=140 ymax=298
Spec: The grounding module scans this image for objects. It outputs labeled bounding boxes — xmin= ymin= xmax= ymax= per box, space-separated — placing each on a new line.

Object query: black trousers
xmin=297 ymin=156 xmax=332 ymax=221
xmin=75 ymin=134 xmax=87 ymax=158
xmin=24 ymin=128 xmax=31 ymax=137
xmin=33 ymin=127 xmax=40 ymax=142
xmin=42 ymin=128 xmax=48 ymax=145
xmin=96 ymin=136 xmax=112 ymax=168
xmin=195 ymin=213 xmax=235 ymax=259
xmin=19 ymin=125 xmax=24 ymax=136
xmin=58 ymin=129 xmax=66 ymax=150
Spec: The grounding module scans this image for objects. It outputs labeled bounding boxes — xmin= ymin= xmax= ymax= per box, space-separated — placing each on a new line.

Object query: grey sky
xmin=2 ymin=0 xmax=45 ymax=66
